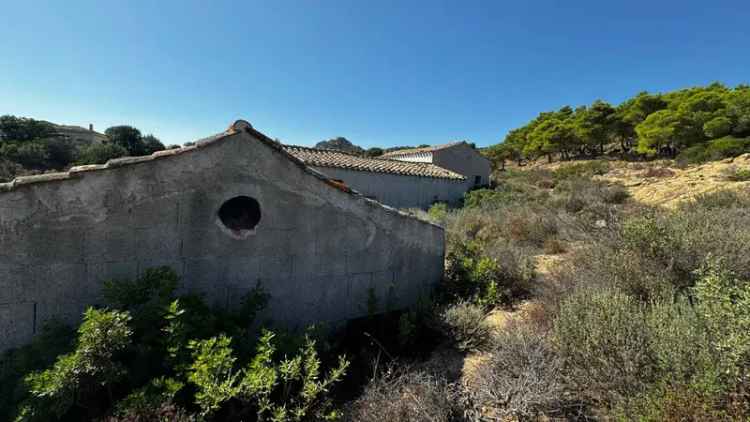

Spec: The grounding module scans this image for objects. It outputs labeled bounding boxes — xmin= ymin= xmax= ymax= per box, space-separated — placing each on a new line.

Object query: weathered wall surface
xmin=310 ymin=166 xmax=466 ymax=209
xmin=433 ymin=144 xmax=492 ymax=188
xmin=0 ymin=126 xmax=445 ymax=351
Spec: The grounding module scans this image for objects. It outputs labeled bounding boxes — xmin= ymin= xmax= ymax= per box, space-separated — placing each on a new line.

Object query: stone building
xmin=381 ymin=141 xmax=492 ymax=188
xmin=284 ymin=146 xmax=468 ymax=209
xmin=0 ymin=120 xmax=444 ymax=352
xmin=284 ymin=141 xmax=491 ymax=209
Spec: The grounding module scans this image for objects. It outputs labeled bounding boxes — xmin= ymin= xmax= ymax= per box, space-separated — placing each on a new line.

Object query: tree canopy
xmin=0 ymin=116 xmax=166 ymax=182
xmin=489 ymin=83 xmax=750 ymax=166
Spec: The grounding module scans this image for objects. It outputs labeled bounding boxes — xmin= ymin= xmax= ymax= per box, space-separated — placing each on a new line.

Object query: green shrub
xmin=463 ymin=185 xmax=548 ymax=209
xmin=108 ymin=377 xmax=190 ymax=421
xmin=435 ymin=301 xmax=491 ymax=352
xmin=724 ymin=166 xmax=750 ymax=181
xmin=18 ymin=308 xmax=133 ymax=421
xmin=603 ymin=185 xmax=630 ymax=204
xmin=553 ymin=288 xmax=653 ymax=405
xmin=615 ymin=261 xmax=750 ymax=420
xmin=0 ymin=141 xmax=50 ymax=169
xmin=10 ymin=265 xmax=348 ymax=422
xmin=685 ymin=189 xmax=750 ymax=210
xmin=186 ymin=330 xmax=349 ymax=420
xmin=463 ymin=188 xmax=498 ymax=208
xmin=507 ymin=210 xmax=558 ymax=247
xmin=0 ymin=321 xmax=75 ymax=422
xmin=706 ymin=136 xmax=750 ymax=159
xmin=677 ymin=136 xmax=750 ymax=164
xmin=426 ymin=202 xmax=448 ymax=223
xmin=553 ymin=160 xmax=610 ymax=180
xmin=622 ymin=208 xmax=750 ymax=285
xmin=0 ymin=157 xmax=21 ymax=181
xmin=442 ymin=238 xmax=531 ymax=305
xmin=77 ymin=143 xmax=129 ymax=165
xmin=693 ymin=260 xmax=750 ymax=380
xmin=676 ymin=144 xmax=711 ymax=165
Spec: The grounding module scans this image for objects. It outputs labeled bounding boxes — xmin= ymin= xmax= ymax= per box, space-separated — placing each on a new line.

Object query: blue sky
xmin=2 ymin=1 xmax=749 ymax=148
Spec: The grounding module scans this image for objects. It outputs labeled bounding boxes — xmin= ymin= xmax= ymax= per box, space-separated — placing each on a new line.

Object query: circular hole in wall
xmin=217 ymin=196 xmax=261 ymax=237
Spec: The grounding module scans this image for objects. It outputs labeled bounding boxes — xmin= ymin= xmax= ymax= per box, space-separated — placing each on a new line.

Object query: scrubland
xmin=2 ymin=158 xmax=750 ymax=421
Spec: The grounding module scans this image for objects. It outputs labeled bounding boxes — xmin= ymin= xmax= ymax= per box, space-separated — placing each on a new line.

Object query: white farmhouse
xmin=285 ymin=141 xmax=491 ymax=209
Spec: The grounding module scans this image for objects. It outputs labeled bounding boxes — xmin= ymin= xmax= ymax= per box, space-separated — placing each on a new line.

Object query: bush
xmin=426 ymin=202 xmax=448 ymax=224
xmin=8 ymin=267 xmax=352 ymax=422
xmin=603 ymin=184 xmax=630 ymax=204
xmin=0 ymin=157 xmax=21 ymax=181
xmin=542 ymin=237 xmax=566 ymax=254
xmin=507 ymin=210 xmax=558 ymax=247
xmin=552 ymin=178 xmax=629 ymax=216
xmin=724 ymin=166 xmax=750 ymax=181
xmin=0 ymin=141 xmax=49 ymax=168
xmin=622 ymin=207 xmax=750 ymax=285
xmin=692 ymin=260 xmax=750 ymax=380
xmin=685 ymin=189 xmax=750 ymax=210
xmin=553 ymin=160 xmax=610 ymax=180
xmin=77 ymin=143 xmax=129 ymax=165
xmin=344 ymin=366 xmax=458 ymax=422
xmin=553 ymin=288 xmax=653 ymax=405
xmin=470 ymin=323 xmax=565 ymax=420
xmin=186 ymin=330 xmax=349 ymax=420
xmin=615 ymin=261 xmax=750 ymax=420
xmin=0 ymin=321 xmax=75 ymax=422
xmin=676 ymin=144 xmax=711 ymax=165
xmin=18 ymin=308 xmax=133 ymax=420
xmin=435 ymin=301 xmax=491 ymax=352
xmin=677 ymin=136 xmax=750 ymax=164
xmin=706 ymin=136 xmax=750 ymax=159
xmin=0 ymin=139 xmax=78 ymax=170
xmin=442 ymin=238 xmax=532 ymax=306
xmin=463 ymin=181 xmax=550 ymax=209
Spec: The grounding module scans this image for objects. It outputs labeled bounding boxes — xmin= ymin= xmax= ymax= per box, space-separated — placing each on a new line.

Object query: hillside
xmin=524 ymin=154 xmax=750 ymax=208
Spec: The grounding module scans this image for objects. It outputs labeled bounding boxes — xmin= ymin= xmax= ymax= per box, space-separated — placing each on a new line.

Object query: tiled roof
xmin=283 ymin=145 xmax=466 ymax=180
xmin=379 ymin=141 xmax=465 ymax=158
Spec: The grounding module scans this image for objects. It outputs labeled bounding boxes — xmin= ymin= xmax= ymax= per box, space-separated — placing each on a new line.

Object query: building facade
xmin=0 ymin=121 xmax=445 ymax=352
xmin=284 ymin=145 xmax=468 ymax=209
xmin=381 ymin=142 xmax=492 ymax=188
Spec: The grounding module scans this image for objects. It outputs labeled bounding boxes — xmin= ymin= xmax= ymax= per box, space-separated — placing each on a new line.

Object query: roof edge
xmin=0 ymin=119 xmax=445 ymax=231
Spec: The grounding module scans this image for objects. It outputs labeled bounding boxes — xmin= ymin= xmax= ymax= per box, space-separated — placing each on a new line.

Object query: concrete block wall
xmin=0 ymin=125 xmax=445 ymax=351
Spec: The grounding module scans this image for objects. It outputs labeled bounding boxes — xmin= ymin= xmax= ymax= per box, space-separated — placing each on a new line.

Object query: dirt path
xmin=459 ymin=253 xmax=564 ymax=388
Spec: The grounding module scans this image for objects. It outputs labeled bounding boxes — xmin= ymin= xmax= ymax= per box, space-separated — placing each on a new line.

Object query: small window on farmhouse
xmin=474 ymin=175 xmax=482 ymax=186
xmin=218 ymin=196 xmax=261 ymax=237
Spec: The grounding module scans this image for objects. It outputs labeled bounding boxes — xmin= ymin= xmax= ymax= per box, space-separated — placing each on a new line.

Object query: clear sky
xmin=2 ymin=1 xmax=749 ymax=148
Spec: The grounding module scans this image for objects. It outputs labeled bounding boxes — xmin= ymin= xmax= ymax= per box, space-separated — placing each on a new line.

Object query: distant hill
xmin=46 ymin=122 xmax=108 ymax=149
xmin=314 ymin=137 xmax=365 ymax=155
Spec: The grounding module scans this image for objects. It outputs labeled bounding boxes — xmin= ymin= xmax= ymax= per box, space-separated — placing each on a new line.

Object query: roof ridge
xmin=379 ymin=141 xmax=466 ymax=157
xmin=282 ymin=144 xmax=465 ymax=180
xmin=284 ymin=144 xmax=452 ymax=165
xmin=0 ymin=119 xmax=445 ymax=229
xmin=284 ymin=144 xmax=378 ymax=159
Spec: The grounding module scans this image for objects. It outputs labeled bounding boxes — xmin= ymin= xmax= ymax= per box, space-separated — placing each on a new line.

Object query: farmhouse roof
xmin=283 ymin=145 xmax=466 ymax=180
xmin=379 ymin=141 xmax=465 ymax=158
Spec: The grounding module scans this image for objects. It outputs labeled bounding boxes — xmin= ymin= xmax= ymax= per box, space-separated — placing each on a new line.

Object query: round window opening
xmin=217 ymin=196 xmax=261 ymax=238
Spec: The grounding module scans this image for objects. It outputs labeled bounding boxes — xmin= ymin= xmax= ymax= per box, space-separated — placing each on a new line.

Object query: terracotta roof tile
xmin=379 ymin=141 xmax=465 ymax=158
xmin=283 ymin=145 xmax=466 ymax=181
